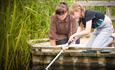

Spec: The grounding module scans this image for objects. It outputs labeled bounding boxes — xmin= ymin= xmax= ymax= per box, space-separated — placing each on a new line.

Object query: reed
xmin=0 ymin=0 xmax=114 ymax=70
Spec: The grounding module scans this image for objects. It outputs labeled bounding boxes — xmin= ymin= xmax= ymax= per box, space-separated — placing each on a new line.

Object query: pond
xmin=32 ymin=62 xmax=115 ymax=70
xmin=31 ymin=54 xmax=115 ymax=70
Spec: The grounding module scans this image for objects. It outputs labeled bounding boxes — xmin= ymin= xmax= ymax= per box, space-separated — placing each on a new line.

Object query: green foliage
xmin=0 ymin=0 xmax=60 ymax=70
xmin=0 ymin=0 xmax=115 ymax=70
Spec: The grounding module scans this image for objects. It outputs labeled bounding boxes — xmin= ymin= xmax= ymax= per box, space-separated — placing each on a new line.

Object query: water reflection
xmin=31 ymin=51 xmax=115 ymax=70
xmin=32 ymin=63 xmax=115 ymax=70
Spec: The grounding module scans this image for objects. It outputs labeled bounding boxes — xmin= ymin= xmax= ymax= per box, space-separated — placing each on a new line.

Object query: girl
xmin=69 ymin=3 xmax=114 ymax=48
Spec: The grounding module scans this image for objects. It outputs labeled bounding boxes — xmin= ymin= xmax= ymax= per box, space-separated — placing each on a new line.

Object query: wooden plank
xmin=77 ymin=1 xmax=115 ymax=6
xmin=32 ymin=50 xmax=115 ymax=57
xmin=33 ymin=47 xmax=115 ymax=51
xmin=31 ymin=44 xmax=115 ymax=52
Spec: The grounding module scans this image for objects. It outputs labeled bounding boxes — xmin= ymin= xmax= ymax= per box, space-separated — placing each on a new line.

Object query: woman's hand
xmin=68 ymin=33 xmax=77 ymax=43
xmin=62 ymin=43 xmax=69 ymax=50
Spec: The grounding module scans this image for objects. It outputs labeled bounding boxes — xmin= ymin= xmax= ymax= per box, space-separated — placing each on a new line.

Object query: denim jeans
xmin=86 ymin=19 xmax=113 ymax=48
xmin=56 ymin=38 xmax=80 ymax=45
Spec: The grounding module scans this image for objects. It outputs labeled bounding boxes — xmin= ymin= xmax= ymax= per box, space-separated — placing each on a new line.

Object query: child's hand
xmin=62 ymin=43 xmax=69 ymax=50
xmin=68 ymin=34 xmax=77 ymax=43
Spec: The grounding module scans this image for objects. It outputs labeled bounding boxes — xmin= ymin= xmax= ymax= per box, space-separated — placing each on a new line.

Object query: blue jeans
xmin=86 ymin=20 xmax=113 ymax=48
xmin=56 ymin=38 xmax=80 ymax=45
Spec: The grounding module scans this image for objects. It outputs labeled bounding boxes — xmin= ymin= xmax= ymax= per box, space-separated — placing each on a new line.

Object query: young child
xmin=68 ymin=3 xmax=114 ymax=48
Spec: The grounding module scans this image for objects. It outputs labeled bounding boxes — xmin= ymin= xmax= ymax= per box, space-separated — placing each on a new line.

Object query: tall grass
xmin=0 ymin=0 xmax=115 ymax=70
xmin=0 ymin=0 xmax=60 ymax=70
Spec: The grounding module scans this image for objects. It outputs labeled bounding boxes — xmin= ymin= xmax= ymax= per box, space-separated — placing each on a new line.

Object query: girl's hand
xmin=68 ymin=33 xmax=77 ymax=43
xmin=62 ymin=43 xmax=69 ymax=50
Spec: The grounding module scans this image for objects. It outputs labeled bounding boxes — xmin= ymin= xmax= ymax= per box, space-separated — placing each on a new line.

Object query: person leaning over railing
xmin=49 ymin=2 xmax=80 ymax=46
xmin=68 ymin=2 xmax=114 ymax=48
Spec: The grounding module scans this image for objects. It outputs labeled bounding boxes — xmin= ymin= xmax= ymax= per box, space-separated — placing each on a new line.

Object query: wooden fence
xmin=62 ymin=0 xmax=115 ymax=20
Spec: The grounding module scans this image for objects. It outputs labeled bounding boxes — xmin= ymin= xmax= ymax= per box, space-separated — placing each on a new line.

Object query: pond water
xmin=32 ymin=63 xmax=115 ymax=70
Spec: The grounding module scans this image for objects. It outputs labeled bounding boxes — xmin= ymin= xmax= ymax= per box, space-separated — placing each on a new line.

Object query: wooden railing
xmin=74 ymin=1 xmax=115 ymax=20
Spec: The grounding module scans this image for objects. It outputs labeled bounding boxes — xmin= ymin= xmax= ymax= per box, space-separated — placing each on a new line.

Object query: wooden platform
xmin=28 ymin=40 xmax=115 ymax=70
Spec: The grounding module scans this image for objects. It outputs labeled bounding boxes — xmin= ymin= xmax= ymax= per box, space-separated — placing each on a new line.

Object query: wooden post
xmin=106 ymin=6 xmax=112 ymax=18
xmin=60 ymin=0 xmax=65 ymax=2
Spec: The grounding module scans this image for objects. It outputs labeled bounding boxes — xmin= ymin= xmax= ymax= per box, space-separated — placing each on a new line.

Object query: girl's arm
xmin=76 ymin=22 xmax=84 ymax=33
xmin=77 ymin=20 xmax=92 ymax=36
xmin=69 ymin=20 xmax=92 ymax=41
xmin=49 ymin=40 xmax=56 ymax=46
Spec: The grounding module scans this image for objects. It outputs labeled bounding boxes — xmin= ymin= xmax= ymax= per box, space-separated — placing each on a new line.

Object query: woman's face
xmin=57 ymin=12 xmax=67 ymax=20
xmin=72 ymin=11 xmax=81 ymax=21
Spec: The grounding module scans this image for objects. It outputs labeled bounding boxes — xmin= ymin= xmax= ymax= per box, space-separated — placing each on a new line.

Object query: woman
xmin=49 ymin=2 xmax=80 ymax=46
xmin=69 ymin=3 xmax=114 ymax=48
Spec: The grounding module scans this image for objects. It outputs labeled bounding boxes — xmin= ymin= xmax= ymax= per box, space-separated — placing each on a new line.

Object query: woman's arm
xmin=69 ymin=20 xmax=92 ymax=41
xmin=76 ymin=22 xmax=84 ymax=33
xmin=49 ymin=16 xmax=57 ymax=46
xmin=49 ymin=40 xmax=56 ymax=46
xmin=77 ymin=20 xmax=92 ymax=36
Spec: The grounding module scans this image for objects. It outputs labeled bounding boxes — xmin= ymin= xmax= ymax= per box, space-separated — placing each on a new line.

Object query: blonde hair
xmin=69 ymin=2 xmax=85 ymax=18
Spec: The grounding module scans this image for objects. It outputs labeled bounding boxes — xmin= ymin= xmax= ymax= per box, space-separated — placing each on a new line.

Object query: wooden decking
xmin=28 ymin=39 xmax=115 ymax=70
xmin=28 ymin=38 xmax=115 ymax=56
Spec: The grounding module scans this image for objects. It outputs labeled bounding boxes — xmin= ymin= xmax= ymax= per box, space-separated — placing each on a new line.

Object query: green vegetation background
xmin=0 ymin=0 xmax=115 ymax=70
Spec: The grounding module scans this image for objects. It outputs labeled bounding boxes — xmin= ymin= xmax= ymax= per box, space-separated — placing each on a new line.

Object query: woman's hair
xmin=55 ymin=2 xmax=68 ymax=15
xmin=69 ymin=2 xmax=85 ymax=17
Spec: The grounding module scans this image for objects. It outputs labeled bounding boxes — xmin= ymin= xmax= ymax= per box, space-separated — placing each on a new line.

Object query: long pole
xmin=45 ymin=41 xmax=72 ymax=70
xmin=45 ymin=50 xmax=64 ymax=70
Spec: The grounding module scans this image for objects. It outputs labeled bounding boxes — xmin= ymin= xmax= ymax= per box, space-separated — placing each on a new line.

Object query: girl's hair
xmin=69 ymin=2 xmax=85 ymax=17
xmin=55 ymin=2 xmax=68 ymax=15
xmin=59 ymin=2 xmax=68 ymax=11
